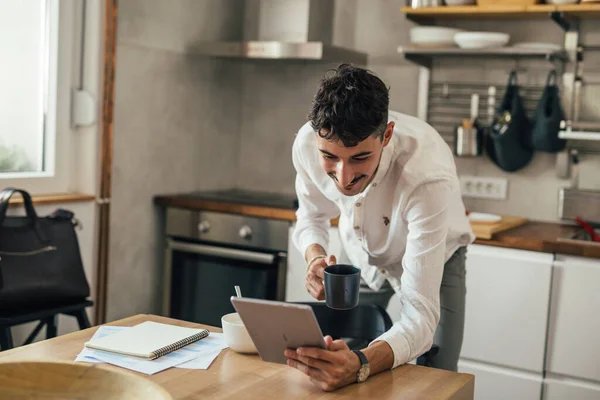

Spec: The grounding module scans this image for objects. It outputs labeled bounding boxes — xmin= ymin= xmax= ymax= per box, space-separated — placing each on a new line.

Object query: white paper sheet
xmin=75 ymin=326 xmax=228 ymax=373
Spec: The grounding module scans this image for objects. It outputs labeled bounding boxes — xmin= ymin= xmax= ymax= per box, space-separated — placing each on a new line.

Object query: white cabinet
xmin=461 ymin=244 xmax=553 ymax=373
xmin=545 ymin=254 xmax=600 ymax=382
xmin=544 ymin=376 xmax=600 ymax=400
xmin=458 ymin=360 xmax=542 ymax=400
xmin=285 ymin=225 xmax=342 ymax=302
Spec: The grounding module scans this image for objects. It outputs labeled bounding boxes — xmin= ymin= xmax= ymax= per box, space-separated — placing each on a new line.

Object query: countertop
xmin=0 ymin=314 xmax=475 ymax=400
xmin=154 ymin=190 xmax=600 ymax=259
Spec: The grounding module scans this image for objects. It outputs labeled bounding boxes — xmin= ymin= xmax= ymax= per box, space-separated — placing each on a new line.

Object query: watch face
xmin=357 ymin=365 xmax=370 ymax=382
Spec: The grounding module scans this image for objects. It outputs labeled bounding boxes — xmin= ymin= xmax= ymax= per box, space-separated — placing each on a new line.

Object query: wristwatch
xmin=352 ymin=350 xmax=370 ymax=383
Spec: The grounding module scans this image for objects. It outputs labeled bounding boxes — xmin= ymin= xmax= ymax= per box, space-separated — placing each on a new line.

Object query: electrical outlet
xmin=459 ymin=175 xmax=508 ymax=200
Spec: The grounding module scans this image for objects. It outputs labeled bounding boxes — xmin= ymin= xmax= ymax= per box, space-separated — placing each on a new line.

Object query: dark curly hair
xmin=309 ymin=64 xmax=390 ymax=147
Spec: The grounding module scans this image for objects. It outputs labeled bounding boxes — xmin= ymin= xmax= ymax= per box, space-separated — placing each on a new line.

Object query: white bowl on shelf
xmin=454 ymin=32 xmax=510 ymax=49
xmin=445 ymin=0 xmax=476 ymax=5
xmin=546 ymin=0 xmax=579 ymax=4
xmin=410 ymin=26 xmax=463 ymax=48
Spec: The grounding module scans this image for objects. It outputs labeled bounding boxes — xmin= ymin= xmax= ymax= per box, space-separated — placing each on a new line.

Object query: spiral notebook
xmin=84 ymin=321 xmax=209 ymax=360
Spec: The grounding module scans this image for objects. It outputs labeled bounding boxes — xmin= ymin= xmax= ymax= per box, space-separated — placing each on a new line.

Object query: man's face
xmin=316 ymin=122 xmax=394 ymax=196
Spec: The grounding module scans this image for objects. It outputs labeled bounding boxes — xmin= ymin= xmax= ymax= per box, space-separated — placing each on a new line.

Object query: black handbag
xmin=486 ymin=70 xmax=534 ymax=172
xmin=531 ymin=70 xmax=567 ymax=152
xmin=0 ymin=188 xmax=90 ymax=312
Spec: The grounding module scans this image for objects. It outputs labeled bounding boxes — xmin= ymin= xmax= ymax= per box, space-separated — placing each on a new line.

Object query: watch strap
xmin=352 ymin=349 xmax=368 ymax=366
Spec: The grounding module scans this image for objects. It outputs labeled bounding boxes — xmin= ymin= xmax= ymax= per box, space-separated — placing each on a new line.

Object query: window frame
xmin=0 ymin=0 xmax=84 ymax=194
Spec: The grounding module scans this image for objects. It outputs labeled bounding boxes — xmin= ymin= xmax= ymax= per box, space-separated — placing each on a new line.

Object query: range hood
xmin=190 ymin=0 xmax=368 ymax=65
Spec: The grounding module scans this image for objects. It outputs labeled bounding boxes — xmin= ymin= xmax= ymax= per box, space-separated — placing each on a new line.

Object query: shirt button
xmin=355 ymin=202 xmax=362 ymax=207
xmin=373 ymin=183 xmax=378 ymax=187
xmin=354 ymin=226 xmax=360 ymax=230
xmin=379 ymin=268 xmax=386 ymax=274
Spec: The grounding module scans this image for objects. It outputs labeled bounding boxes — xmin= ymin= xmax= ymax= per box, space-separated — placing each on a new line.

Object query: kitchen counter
xmin=154 ymin=190 xmax=600 ymax=258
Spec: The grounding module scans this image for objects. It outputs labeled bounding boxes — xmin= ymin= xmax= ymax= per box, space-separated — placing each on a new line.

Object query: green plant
xmin=0 ymin=144 xmax=35 ymax=173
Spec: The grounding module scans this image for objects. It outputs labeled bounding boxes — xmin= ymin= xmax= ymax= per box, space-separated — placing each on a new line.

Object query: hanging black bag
xmin=531 ymin=70 xmax=567 ymax=152
xmin=486 ymin=70 xmax=534 ymax=172
xmin=0 ymin=188 xmax=90 ymax=311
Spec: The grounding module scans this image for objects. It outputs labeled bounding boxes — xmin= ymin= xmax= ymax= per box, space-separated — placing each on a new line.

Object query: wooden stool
xmin=0 ymin=300 xmax=93 ymax=351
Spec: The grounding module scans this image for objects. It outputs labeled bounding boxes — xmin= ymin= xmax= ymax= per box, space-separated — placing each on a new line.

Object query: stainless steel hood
xmin=190 ymin=0 xmax=368 ymax=65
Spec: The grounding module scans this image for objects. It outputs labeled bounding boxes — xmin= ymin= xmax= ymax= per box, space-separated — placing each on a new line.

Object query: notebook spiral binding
xmin=150 ymin=329 xmax=210 ymax=360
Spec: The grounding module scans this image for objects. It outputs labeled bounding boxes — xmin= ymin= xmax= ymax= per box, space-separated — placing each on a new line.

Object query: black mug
xmin=324 ymin=264 xmax=361 ymax=310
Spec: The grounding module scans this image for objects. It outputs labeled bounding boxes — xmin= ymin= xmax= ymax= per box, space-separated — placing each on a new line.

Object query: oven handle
xmin=168 ymin=240 xmax=277 ymax=265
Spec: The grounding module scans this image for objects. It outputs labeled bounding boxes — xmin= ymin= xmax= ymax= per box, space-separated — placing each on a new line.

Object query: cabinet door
xmin=285 ymin=225 xmax=341 ymax=302
xmin=458 ymin=360 xmax=542 ymax=400
xmin=460 ymin=245 xmax=553 ymax=373
xmin=544 ymin=377 xmax=600 ymax=400
xmin=546 ymin=255 xmax=600 ymax=382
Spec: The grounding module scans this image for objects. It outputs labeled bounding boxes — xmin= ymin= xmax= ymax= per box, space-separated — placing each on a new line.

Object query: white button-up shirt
xmin=292 ymin=111 xmax=475 ymax=369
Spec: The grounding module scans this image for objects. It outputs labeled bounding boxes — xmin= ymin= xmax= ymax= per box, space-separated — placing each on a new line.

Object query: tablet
xmin=230 ymin=297 xmax=327 ymax=364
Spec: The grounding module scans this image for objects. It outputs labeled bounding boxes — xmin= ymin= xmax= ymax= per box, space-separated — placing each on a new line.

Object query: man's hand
xmin=285 ymin=336 xmax=361 ymax=392
xmin=306 ymin=254 xmax=336 ymax=301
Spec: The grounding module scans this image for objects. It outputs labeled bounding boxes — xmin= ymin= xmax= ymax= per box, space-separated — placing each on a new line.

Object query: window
xmin=0 ymin=0 xmax=84 ymax=194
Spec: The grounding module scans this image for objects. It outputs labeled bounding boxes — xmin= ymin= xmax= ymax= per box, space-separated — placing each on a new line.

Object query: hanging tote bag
xmin=486 ymin=70 xmax=534 ymax=172
xmin=531 ymin=70 xmax=567 ymax=152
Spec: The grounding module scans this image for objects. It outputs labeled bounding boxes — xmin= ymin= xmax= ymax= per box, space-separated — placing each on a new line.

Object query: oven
xmin=162 ymin=209 xmax=288 ymax=327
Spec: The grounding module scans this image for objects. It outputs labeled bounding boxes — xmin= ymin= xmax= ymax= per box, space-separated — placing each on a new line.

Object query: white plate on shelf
xmin=469 ymin=212 xmax=502 ymax=224
xmin=409 ymin=26 xmax=463 ymax=48
xmin=454 ymin=32 xmax=510 ymax=49
xmin=512 ymin=42 xmax=562 ymax=51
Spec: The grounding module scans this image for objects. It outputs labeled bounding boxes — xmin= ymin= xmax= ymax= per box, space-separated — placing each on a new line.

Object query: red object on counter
xmin=575 ymin=217 xmax=600 ymax=242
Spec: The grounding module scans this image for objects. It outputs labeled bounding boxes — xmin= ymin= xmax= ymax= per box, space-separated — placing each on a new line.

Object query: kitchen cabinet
xmin=460 ymin=244 xmax=553 ymax=373
xmin=543 ymin=377 xmax=600 ymax=400
xmin=285 ymin=225 xmax=342 ymax=302
xmin=545 ymin=254 xmax=600 ymax=382
xmin=458 ymin=360 xmax=542 ymax=400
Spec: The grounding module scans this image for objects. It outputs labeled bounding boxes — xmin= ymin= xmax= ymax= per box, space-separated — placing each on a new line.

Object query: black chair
xmin=0 ymin=300 xmax=93 ymax=351
xmin=296 ymin=302 xmax=438 ymax=367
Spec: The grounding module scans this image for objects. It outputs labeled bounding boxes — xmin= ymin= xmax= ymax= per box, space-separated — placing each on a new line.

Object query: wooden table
xmin=0 ymin=314 xmax=474 ymax=399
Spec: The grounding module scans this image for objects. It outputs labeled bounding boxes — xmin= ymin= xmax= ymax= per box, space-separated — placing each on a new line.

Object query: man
xmin=284 ymin=64 xmax=475 ymax=392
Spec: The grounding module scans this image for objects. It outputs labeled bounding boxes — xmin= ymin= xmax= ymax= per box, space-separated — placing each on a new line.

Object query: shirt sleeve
xmin=291 ymin=138 xmax=340 ymax=257
xmin=370 ymin=179 xmax=452 ymax=369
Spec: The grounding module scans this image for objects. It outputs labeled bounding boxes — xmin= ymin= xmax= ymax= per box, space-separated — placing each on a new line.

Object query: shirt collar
xmin=367 ymin=134 xmax=395 ymax=190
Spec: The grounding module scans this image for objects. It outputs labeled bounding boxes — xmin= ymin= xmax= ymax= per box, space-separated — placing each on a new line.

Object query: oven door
xmin=162 ymin=238 xmax=287 ymax=327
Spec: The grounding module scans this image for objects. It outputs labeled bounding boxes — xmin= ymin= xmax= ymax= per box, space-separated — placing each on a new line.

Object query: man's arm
xmin=370 ymin=179 xmax=452 ymax=369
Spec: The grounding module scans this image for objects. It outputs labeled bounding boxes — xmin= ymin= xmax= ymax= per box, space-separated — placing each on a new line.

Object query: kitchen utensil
xmin=574 ymin=217 xmax=600 ymax=242
xmin=221 ymin=312 xmax=258 ymax=354
xmin=454 ymin=93 xmax=483 ymax=157
xmin=454 ymin=32 xmax=510 ymax=49
xmin=324 ymin=264 xmax=361 ymax=310
xmin=234 ymin=285 xmax=242 ymax=298
xmin=410 ymin=26 xmax=463 ymax=48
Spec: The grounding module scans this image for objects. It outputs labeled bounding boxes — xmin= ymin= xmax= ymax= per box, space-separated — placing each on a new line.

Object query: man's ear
xmin=382 ymin=122 xmax=394 ymax=146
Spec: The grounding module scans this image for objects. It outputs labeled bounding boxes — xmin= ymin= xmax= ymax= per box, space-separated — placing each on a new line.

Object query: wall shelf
xmin=398 ymin=45 xmax=568 ymax=67
xmin=401 ymin=4 xmax=600 ymax=20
